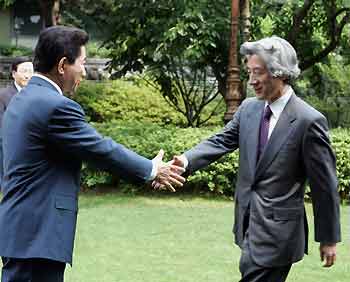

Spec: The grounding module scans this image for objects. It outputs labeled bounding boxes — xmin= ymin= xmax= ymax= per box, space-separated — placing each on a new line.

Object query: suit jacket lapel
xmin=255 ymin=94 xmax=297 ymax=180
xmin=246 ymin=100 xmax=265 ymax=177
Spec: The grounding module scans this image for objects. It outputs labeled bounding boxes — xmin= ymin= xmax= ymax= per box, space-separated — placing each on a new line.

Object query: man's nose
xmin=248 ymin=75 xmax=257 ymax=85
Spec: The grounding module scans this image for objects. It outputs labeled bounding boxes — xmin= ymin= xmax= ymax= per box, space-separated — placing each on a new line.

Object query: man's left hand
xmin=152 ymin=150 xmax=186 ymax=192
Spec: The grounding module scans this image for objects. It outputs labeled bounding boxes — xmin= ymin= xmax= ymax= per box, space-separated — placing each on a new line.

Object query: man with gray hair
xmin=157 ymin=36 xmax=341 ymax=281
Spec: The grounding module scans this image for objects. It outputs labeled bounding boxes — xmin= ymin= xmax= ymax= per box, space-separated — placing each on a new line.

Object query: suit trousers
xmin=238 ymin=230 xmax=291 ymax=282
xmin=239 ymin=209 xmax=292 ymax=282
xmin=1 ymin=257 xmax=66 ymax=282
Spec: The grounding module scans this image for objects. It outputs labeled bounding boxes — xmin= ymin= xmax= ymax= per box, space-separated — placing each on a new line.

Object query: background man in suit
xmin=154 ymin=36 xmax=341 ymax=282
xmin=0 ymin=58 xmax=34 ymax=188
xmin=0 ymin=26 xmax=185 ymax=282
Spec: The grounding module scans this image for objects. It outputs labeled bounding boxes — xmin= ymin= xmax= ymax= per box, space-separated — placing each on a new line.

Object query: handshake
xmin=152 ymin=149 xmax=187 ymax=192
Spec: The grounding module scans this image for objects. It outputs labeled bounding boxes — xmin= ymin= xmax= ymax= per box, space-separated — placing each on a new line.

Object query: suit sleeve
xmin=0 ymin=93 xmax=8 ymax=187
xmin=0 ymin=95 xmax=7 ymax=127
xmin=303 ymin=116 xmax=341 ymax=243
xmin=184 ymin=100 xmax=243 ymax=173
xmin=47 ymin=98 xmax=153 ymax=182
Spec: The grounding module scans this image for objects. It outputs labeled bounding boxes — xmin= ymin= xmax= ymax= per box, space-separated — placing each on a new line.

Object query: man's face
xmin=12 ymin=62 xmax=34 ymax=87
xmin=62 ymin=46 xmax=86 ymax=94
xmin=246 ymin=54 xmax=282 ymax=102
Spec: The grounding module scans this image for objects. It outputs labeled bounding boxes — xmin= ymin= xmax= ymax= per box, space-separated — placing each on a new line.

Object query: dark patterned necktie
xmin=257 ymin=105 xmax=272 ymax=161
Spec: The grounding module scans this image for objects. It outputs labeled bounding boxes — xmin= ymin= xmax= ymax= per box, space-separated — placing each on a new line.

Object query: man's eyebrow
xmin=246 ymin=66 xmax=265 ymax=70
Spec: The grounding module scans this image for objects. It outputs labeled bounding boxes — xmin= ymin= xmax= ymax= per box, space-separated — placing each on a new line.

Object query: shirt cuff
xmin=182 ymin=155 xmax=189 ymax=169
xmin=148 ymin=159 xmax=158 ymax=181
xmin=148 ymin=155 xmax=188 ymax=181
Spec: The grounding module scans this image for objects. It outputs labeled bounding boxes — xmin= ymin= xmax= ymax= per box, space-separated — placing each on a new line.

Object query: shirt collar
xmin=32 ymin=73 xmax=63 ymax=95
xmin=14 ymin=81 xmax=21 ymax=92
xmin=266 ymin=85 xmax=293 ymax=119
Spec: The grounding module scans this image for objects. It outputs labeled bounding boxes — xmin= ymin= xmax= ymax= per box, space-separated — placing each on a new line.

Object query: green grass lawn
xmin=1 ymin=193 xmax=349 ymax=281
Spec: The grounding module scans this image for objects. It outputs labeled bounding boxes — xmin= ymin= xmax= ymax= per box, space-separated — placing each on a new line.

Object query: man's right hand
xmin=171 ymin=155 xmax=187 ymax=169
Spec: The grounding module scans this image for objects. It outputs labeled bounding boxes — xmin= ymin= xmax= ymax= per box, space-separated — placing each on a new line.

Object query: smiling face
xmin=12 ymin=61 xmax=34 ymax=87
xmin=246 ymin=54 xmax=284 ymax=103
xmin=61 ymin=46 xmax=87 ymax=94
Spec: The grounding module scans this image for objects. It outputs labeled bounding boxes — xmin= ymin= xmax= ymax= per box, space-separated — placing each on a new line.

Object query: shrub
xmin=74 ymin=80 xmax=186 ymax=125
xmin=81 ymin=121 xmax=350 ymax=200
xmin=331 ymin=128 xmax=350 ymax=202
xmin=86 ymin=42 xmax=111 ymax=58
xmin=304 ymin=95 xmax=350 ymax=129
xmin=74 ymin=79 xmax=225 ymax=127
xmin=82 ymin=121 xmax=237 ymax=195
xmin=0 ymin=44 xmax=33 ymax=57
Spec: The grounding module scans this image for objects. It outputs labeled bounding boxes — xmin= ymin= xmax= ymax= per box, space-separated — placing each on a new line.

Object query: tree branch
xmin=335 ymin=7 xmax=350 ymax=18
xmin=197 ymin=95 xmax=223 ymax=127
xmin=287 ymin=0 xmax=315 ymax=46
xmin=301 ymin=10 xmax=350 ymax=70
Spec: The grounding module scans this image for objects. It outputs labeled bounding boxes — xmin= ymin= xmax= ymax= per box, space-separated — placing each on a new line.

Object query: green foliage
xmin=86 ymin=42 xmax=111 ymax=58
xmin=80 ymin=166 xmax=113 ymax=188
xmin=66 ymin=0 xmax=350 ymax=127
xmin=330 ymin=128 xmax=350 ymax=201
xmin=296 ymin=54 xmax=350 ymax=128
xmin=70 ymin=0 xmax=350 ymax=80
xmin=0 ymin=44 xmax=33 ymax=57
xmin=187 ymin=153 xmax=238 ymax=195
xmin=74 ymin=79 xmax=224 ymax=126
xmin=77 ymin=0 xmax=230 ymax=75
xmin=251 ymin=0 xmax=350 ymax=70
xmin=93 ymin=121 xmax=219 ymax=161
xmin=73 ymin=80 xmax=186 ymax=125
xmin=81 ymin=121 xmax=350 ymax=200
xmin=81 ymin=121 xmax=238 ymax=195
xmin=68 ymin=0 xmax=230 ymax=126
xmin=0 ymin=0 xmax=15 ymax=8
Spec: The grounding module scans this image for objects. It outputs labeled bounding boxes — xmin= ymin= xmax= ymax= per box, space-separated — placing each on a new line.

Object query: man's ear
xmin=11 ymin=71 xmax=16 ymax=80
xmin=57 ymin=57 xmax=68 ymax=75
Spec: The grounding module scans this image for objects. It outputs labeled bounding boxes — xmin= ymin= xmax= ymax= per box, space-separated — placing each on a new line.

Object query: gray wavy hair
xmin=240 ymin=36 xmax=301 ymax=80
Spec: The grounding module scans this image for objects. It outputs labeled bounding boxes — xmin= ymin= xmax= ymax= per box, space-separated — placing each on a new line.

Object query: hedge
xmin=330 ymin=128 xmax=350 ymax=201
xmin=81 ymin=121 xmax=350 ymax=201
xmin=73 ymin=80 xmax=224 ymax=127
xmin=0 ymin=44 xmax=33 ymax=57
xmin=74 ymin=80 xmax=186 ymax=125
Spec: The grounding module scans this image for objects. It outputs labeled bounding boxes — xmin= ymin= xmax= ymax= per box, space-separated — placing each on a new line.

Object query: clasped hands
xmin=152 ymin=150 xmax=186 ymax=192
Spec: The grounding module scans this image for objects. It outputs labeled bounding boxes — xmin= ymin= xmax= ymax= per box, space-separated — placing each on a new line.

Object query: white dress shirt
xmin=266 ymin=85 xmax=293 ymax=139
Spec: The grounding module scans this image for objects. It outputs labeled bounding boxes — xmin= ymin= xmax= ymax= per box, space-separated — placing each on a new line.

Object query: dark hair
xmin=33 ymin=25 xmax=89 ymax=73
xmin=12 ymin=57 xmax=32 ymax=72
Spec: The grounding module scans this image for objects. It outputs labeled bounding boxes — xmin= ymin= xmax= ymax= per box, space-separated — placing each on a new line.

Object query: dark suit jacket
xmin=0 ymin=83 xmax=18 ymax=187
xmin=184 ymin=93 xmax=341 ymax=267
xmin=0 ymin=76 xmax=153 ymax=264
xmin=0 ymin=83 xmax=18 ymax=125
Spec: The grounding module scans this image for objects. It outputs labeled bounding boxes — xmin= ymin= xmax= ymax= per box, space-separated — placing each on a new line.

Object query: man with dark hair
xmin=0 ymin=57 xmax=34 ymax=188
xmin=0 ymin=26 xmax=185 ymax=282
